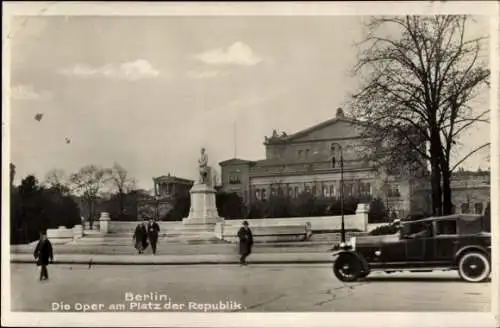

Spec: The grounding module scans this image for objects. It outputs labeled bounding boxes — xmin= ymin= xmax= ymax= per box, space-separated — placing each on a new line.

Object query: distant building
xmin=219 ymin=108 xmax=426 ymax=217
xmin=451 ymin=169 xmax=490 ymax=214
xmin=415 ymin=169 xmax=491 ymax=215
xmin=138 ymin=174 xmax=194 ymax=220
xmin=153 ymin=174 xmax=193 ymax=200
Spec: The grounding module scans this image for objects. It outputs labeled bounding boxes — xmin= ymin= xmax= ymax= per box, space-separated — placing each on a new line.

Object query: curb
xmin=10 ymin=259 xmax=333 ymax=265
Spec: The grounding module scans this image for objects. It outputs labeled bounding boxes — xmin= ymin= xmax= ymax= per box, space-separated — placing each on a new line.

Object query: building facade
xmin=414 ymin=169 xmax=491 ymax=215
xmin=219 ymin=108 xmax=425 ymax=217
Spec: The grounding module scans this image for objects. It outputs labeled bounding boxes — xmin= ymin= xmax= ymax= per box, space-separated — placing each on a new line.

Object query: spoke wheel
xmin=458 ymin=252 xmax=490 ymax=283
xmin=333 ymin=255 xmax=361 ymax=282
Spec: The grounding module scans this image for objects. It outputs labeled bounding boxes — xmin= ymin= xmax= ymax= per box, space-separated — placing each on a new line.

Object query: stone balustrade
xmin=222 ymin=224 xmax=308 ymax=243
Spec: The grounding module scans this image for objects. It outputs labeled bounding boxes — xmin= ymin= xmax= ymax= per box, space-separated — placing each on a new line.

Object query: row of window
xmin=228 ymin=175 xmax=241 ymax=185
xmin=459 ymin=202 xmax=484 ymax=214
xmin=254 ymin=182 xmax=372 ymax=200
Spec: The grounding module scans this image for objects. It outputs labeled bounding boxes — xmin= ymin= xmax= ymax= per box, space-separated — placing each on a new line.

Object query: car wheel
xmin=333 ymin=254 xmax=362 ymax=282
xmin=458 ymin=252 xmax=491 ymax=283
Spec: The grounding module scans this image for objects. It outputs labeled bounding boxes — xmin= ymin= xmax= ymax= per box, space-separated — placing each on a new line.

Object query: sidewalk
xmin=11 ymin=252 xmax=334 ymax=265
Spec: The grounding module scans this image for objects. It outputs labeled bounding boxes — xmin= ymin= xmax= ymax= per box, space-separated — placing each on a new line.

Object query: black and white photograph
xmin=2 ymin=1 xmax=499 ymax=327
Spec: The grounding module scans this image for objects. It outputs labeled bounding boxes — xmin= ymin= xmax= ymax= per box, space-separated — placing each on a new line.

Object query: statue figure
xmin=198 ymin=148 xmax=209 ymax=184
xmin=272 ymin=129 xmax=278 ymax=138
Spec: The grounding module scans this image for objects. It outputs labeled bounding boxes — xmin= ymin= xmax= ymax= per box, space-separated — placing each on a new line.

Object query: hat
xmin=243 ymin=220 xmax=249 ymax=226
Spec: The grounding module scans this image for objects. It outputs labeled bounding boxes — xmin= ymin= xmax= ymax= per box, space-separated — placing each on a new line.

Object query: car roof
xmin=404 ymin=214 xmax=483 ymax=224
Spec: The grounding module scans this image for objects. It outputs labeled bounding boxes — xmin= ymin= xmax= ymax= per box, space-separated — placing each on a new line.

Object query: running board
xmin=370 ymin=267 xmax=455 ymax=272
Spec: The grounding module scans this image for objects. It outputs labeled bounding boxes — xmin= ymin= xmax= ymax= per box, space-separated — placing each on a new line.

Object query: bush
xmin=10 ymin=175 xmax=81 ymax=244
xmin=216 ymin=191 xmax=246 ymax=219
xmin=368 ymin=198 xmax=388 ymax=223
xmin=368 ymin=224 xmax=399 ymax=236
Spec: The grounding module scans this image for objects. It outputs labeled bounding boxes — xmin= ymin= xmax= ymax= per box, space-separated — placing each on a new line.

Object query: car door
xmin=404 ymin=222 xmax=433 ymax=261
xmin=405 ymin=236 xmax=426 ymax=260
xmin=433 ymin=219 xmax=459 ymax=263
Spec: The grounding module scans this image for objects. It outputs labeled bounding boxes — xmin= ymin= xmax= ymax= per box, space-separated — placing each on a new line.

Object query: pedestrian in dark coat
xmin=237 ymin=221 xmax=253 ymax=266
xmin=33 ymin=232 xmax=54 ymax=281
xmin=147 ymin=218 xmax=161 ymax=255
xmin=133 ymin=221 xmax=148 ymax=254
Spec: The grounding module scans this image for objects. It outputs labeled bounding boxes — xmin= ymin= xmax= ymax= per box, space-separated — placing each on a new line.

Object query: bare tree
xmin=44 ymin=168 xmax=69 ymax=193
xmin=105 ymin=163 xmax=136 ymax=218
xmin=351 ymin=15 xmax=490 ymax=215
xmin=69 ymin=165 xmax=107 ymax=229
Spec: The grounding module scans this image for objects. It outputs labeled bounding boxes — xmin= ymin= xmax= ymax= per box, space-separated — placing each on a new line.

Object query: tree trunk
xmin=429 ymin=131 xmax=443 ymax=216
xmin=441 ymin=168 xmax=453 ymax=215
xmin=119 ymin=191 xmax=125 ymax=217
xmin=88 ymin=199 xmax=93 ymax=230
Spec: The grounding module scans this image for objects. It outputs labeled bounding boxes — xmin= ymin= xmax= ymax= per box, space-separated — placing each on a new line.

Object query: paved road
xmin=10 ymin=263 xmax=490 ymax=312
xmin=11 ymin=241 xmax=333 ymax=255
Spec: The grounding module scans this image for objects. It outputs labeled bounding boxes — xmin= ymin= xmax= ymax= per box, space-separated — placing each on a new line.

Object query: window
xmin=304 ymin=185 xmax=311 ymax=193
xmin=323 ymin=186 xmax=329 ymax=197
xmin=229 ymin=175 xmax=241 ymax=185
xmin=312 ymin=186 xmax=317 ymax=196
xmin=359 ymin=182 xmax=371 ymax=197
xmin=271 ymin=188 xmax=277 ymax=197
xmin=406 ymin=221 xmax=433 ymax=238
xmin=475 ymin=203 xmax=484 ymax=214
xmin=330 ymin=185 xmax=335 ymax=198
xmin=461 ymin=203 xmax=470 ymax=214
xmin=294 ymin=186 xmax=299 ymax=198
xmin=305 ymin=149 xmax=310 ymax=159
xmin=287 ymin=187 xmax=293 ymax=197
xmin=297 ymin=150 xmax=302 ymax=159
xmin=261 ymin=189 xmax=267 ymax=200
xmin=255 ymin=189 xmax=261 ymax=200
xmin=344 ymin=183 xmax=354 ymax=197
xmin=387 ymin=184 xmax=401 ymax=197
xmin=435 ymin=219 xmax=457 ymax=235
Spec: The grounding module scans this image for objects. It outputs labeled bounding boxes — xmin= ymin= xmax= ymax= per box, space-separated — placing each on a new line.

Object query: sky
xmin=8 ymin=15 xmax=492 ymax=190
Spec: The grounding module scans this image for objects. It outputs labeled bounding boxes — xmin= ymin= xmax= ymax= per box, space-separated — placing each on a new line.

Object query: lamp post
xmin=331 ymin=143 xmax=346 ymax=243
xmin=155 ymin=195 xmax=160 ymax=221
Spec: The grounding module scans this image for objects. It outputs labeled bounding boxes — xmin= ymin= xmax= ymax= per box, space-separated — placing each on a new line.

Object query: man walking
xmin=147 ymin=218 xmax=161 ymax=255
xmin=133 ymin=220 xmax=148 ymax=254
xmin=33 ymin=231 xmax=54 ymax=281
xmin=237 ymin=221 xmax=253 ymax=266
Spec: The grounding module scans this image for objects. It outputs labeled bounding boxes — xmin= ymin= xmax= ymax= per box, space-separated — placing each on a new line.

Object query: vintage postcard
xmin=2 ymin=1 xmax=499 ymax=327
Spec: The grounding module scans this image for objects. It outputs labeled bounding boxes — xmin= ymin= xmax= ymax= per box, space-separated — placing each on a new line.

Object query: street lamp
xmin=330 ymin=143 xmax=346 ymax=243
xmin=155 ymin=195 xmax=160 ymax=221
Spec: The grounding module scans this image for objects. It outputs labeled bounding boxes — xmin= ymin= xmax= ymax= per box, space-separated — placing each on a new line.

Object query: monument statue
xmin=198 ymin=148 xmax=209 ymax=184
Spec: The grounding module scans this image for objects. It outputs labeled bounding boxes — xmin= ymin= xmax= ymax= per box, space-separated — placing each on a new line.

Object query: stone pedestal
xmin=99 ymin=212 xmax=111 ymax=234
xmin=171 ymin=183 xmax=225 ymax=243
xmin=183 ymin=183 xmax=223 ymax=227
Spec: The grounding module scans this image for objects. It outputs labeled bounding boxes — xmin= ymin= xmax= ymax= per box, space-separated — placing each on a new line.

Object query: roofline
xmin=266 ymin=116 xmax=369 ymax=144
xmin=153 ymin=176 xmax=194 ymax=183
xmin=219 ymin=158 xmax=255 ymax=166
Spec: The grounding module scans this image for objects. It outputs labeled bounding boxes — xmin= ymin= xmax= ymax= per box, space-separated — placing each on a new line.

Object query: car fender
xmin=454 ymin=245 xmax=491 ymax=264
xmin=333 ymin=250 xmax=369 ymax=272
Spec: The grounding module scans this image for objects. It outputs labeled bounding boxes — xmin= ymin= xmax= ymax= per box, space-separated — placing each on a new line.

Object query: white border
xmin=2 ymin=1 xmax=499 ymax=327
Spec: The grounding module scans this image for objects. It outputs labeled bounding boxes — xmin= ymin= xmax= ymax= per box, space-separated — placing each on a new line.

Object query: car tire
xmin=458 ymin=252 xmax=491 ymax=283
xmin=333 ymin=254 xmax=362 ymax=282
xmin=359 ymin=270 xmax=370 ymax=278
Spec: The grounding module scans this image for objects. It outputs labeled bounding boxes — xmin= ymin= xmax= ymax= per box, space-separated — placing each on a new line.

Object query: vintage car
xmin=332 ymin=214 xmax=491 ymax=283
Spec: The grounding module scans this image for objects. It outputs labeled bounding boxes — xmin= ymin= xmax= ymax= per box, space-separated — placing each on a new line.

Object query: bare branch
xmin=450 ymin=142 xmax=491 ymax=172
